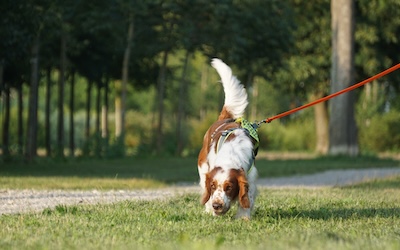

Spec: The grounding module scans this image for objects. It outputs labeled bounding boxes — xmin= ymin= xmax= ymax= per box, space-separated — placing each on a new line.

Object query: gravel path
xmin=1 ymin=168 xmax=400 ymax=215
xmin=256 ymin=167 xmax=400 ymax=187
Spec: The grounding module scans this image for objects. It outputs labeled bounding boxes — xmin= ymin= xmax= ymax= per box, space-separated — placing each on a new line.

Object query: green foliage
xmin=358 ymin=110 xmax=400 ymax=152
xmin=2 ymin=0 xmax=400 ymax=160
xmin=274 ymin=0 xmax=331 ymax=99
xmin=262 ymin=115 xmax=316 ymax=152
xmin=188 ymin=112 xmax=220 ymax=153
xmin=356 ymin=0 xmax=400 ymax=81
xmin=356 ymin=85 xmax=400 ymax=153
xmin=1 ymin=183 xmax=400 ymax=249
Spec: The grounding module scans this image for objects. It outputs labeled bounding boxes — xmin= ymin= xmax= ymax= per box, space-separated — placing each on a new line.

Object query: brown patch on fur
xmin=201 ymin=167 xmax=222 ymax=205
xmin=224 ymin=170 xmax=240 ymax=200
xmin=235 ymin=169 xmax=250 ymax=208
xmin=218 ymin=106 xmax=233 ymax=120
xmin=197 ymin=118 xmax=240 ymax=169
xmin=202 ymin=168 xmax=250 ymax=209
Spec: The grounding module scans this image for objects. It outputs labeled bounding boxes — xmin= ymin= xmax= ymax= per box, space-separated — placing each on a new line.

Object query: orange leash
xmin=261 ymin=63 xmax=400 ymax=124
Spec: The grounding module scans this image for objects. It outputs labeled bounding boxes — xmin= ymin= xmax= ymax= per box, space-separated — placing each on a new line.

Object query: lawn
xmin=1 ymin=156 xmax=400 ymax=249
xmin=0 ymin=155 xmax=398 ymax=189
xmin=1 ymin=177 xmax=400 ymax=250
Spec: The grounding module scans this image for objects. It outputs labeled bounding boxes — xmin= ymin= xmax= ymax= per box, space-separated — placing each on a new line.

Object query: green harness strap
xmin=235 ymin=117 xmax=259 ymax=149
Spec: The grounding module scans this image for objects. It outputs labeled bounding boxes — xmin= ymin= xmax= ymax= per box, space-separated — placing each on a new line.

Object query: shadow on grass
xmin=256 ymin=206 xmax=400 ymax=220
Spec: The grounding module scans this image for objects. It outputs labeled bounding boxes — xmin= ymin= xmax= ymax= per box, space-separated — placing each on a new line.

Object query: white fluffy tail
xmin=211 ymin=58 xmax=248 ymax=119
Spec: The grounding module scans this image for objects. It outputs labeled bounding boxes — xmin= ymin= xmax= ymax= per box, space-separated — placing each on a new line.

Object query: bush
xmin=259 ymin=116 xmax=315 ymax=152
xmin=358 ymin=110 xmax=400 ymax=152
xmin=188 ymin=112 xmax=220 ymax=154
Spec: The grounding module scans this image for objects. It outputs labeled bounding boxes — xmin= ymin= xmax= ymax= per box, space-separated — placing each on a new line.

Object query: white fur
xmin=207 ymin=132 xmax=258 ymax=218
xmin=211 ymin=58 xmax=248 ymax=119
xmin=198 ymin=58 xmax=258 ymax=219
xmin=214 ymin=129 xmax=253 ymax=170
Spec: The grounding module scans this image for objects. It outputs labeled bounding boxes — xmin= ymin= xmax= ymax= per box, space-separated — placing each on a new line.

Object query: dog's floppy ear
xmin=201 ymin=173 xmax=212 ymax=205
xmin=237 ymin=169 xmax=250 ymax=209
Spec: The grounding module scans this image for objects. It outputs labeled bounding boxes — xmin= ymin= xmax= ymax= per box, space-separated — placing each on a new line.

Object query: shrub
xmin=358 ymin=110 xmax=400 ymax=152
xmin=260 ymin=116 xmax=315 ymax=152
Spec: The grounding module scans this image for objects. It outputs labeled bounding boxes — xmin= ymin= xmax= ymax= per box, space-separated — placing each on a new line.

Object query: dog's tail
xmin=211 ymin=58 xmax=248 ymax=120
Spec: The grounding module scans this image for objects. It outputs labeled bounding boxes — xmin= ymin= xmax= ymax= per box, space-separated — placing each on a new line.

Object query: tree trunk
xmin=45 ymin=68 xmax=52 ymax=157
xmin=329 ymin=0 xmax=358 ymax=156
xmin=199 ymin=63 xmax=209 ymax=120
xmin=84 ymin=81 xmax=92 ymax=155
xmin=156 ymin=50 xmax=169 ymax=153
xmin=0 ymin=61 xmax=3 ymax=93
xmin=57 ymin=31 xmax=67 ymax=158
xmin=69 ymin=71 xmax=75 ymax=157
xmin=25 ymin=35 xmax=40 ymax=162
xmin=17 ymin=82 xmax=23 ymax=156
xmin=102 ymin=78 xmax=109 ymax=154
xmin=95 ymin=82 xmax=101 ymax=157
xmin=312 ymin=91 xmax=329 ymax=154
xmin=2 ymin=85 xmax=10 ymax=159
xmin=115 ymin=14 xmax=134 ymax=152
xmin=115 ymin=80 xmax=122 ymax=137
xmin=176 ymin=52 xmax=190 ymax=156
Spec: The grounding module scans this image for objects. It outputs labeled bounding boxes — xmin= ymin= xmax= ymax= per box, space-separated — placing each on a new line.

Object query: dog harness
xmin=214 ymin=118 xmax=259 ymax=174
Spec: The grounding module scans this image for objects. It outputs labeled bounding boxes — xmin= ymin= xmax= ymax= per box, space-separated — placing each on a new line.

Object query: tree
xmin=202 ymin=0 xmax=295 ymax=124
xmin=329 ymin=0 xmax=359 ymax=156
xmin=274 ymin=0 xmax=331 ymax=154
xmin=1 ymin=84 xmax=10 ymax=159
xmin=56 ymin=28 xmax=67 ymax=159
xmin=25 ymin=34 xmax=41 ymax=162
xmin=101 ymin=77 xmax=109 ymax=153
xmin=0 ymin=0 xmax=45 ymax=161
xmin=174 ymin=0 xmax=211 ymax=156
xmin=115 ymin=11 xmax=134 ymax=152
xmin=70 ymin=0 xmax=124 ymax=156
xmin=153 ymin=2 xmax=180 ymax=154
xmin=69 ymin=71 xmax=75 ymax=157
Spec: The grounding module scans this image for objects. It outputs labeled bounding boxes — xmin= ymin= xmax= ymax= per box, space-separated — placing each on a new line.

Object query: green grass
xmin=1 ymin=155 xmax=400 ymax=249
xmin=0 ymin=155 xmax=398 ymax=189
xmin=1 ymin=178 xmax=400 ymax=250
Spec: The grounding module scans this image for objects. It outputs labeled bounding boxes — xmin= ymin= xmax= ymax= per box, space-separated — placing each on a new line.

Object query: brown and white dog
xmin=197 ymin=59 xmax=258 ymax=219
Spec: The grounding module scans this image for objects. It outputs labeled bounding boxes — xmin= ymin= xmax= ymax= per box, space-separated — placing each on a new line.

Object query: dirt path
xmin=1 ymin=168 xmax=400 ymax=215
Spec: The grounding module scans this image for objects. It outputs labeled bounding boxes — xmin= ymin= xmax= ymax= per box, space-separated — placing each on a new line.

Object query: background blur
xmin=1 ymin=0 xmax=400 ymax=162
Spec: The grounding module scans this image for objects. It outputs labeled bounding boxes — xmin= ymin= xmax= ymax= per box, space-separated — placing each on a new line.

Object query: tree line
xmin=1 ymin=0 xmax=399 ymax=162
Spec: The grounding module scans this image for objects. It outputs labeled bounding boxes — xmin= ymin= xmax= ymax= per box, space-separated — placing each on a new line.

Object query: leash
xmin=256 ymin=63 xmax=400 ymax=126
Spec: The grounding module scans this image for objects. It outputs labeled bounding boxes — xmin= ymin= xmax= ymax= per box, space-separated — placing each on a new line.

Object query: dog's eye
xmin=211 ymin=183 xmax=216 ymax=190
xmin=225 ymin=185 xmax=232 ymax=192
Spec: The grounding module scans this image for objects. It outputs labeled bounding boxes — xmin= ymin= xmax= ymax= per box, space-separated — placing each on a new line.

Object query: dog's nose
xmin=212 ymin=203 xmax=223 ymax=210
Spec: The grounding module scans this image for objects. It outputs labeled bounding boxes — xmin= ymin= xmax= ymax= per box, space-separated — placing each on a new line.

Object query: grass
xmin=1 ymin=178 xmax=400 ymax=250
xmin=0 ymin=154 xmax=398 ymax=189
xmin=1 ymin=155 xmax=400 ymax=249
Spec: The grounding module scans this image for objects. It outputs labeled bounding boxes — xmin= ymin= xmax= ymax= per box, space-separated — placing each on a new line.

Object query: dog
xmin=197 ymin=58 xmax=259 ymax=219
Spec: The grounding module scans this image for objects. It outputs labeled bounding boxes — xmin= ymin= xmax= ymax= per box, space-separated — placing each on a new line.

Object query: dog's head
xmin=201 ymin=167 xmax=250 ymax=215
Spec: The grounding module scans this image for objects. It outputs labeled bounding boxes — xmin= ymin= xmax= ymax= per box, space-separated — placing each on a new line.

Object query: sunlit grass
xmin=1 ymin=177 xmax=399 ymax=250
xmin=0 ymin=176 xmax=166 ymax=190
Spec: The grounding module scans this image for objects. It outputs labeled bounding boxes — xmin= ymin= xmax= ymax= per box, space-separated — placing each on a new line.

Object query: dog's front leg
xmin=204 ymin=199 xmax=214 ymax=214
xmin=235 ymin=206 xmax=251 ymax=219
xmin=235 ymin=184 xmax=257 ymax=219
